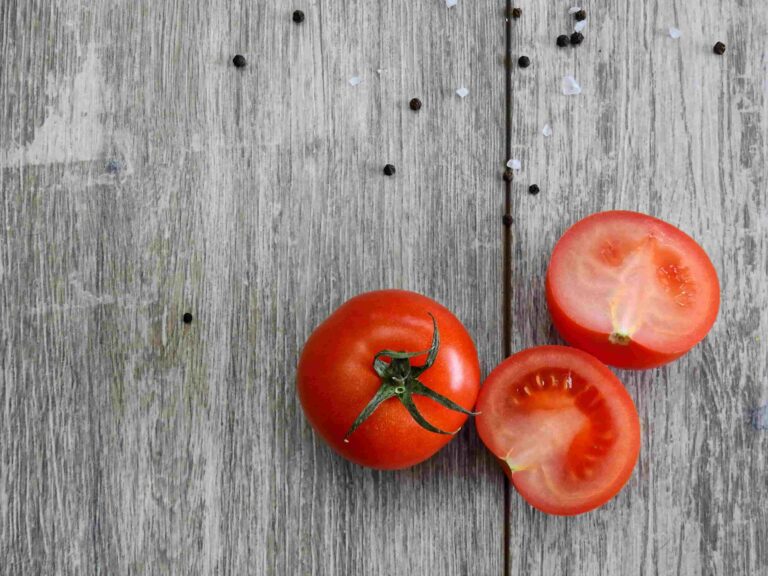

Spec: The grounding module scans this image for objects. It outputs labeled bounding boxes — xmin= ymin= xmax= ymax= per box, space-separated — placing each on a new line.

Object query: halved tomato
xmin=476 ymin=346 xmax=640 ymax=516
xmin=546 ymin=211 xmax=720 ymax=369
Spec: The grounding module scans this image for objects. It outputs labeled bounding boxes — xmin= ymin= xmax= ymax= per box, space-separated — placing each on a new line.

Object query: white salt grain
xmin=542 ymin=124 xmax=553 ymax=137
xmin=507 ymin=159 xmax=521 ymax=171
xmin=456 ymin=87 xmax=469 ymax=98
xmin=349 ymin=76 xmax=362 ymax=86
xmin=376 ymin=68 xmax=386 ymax=75
xmin=562 ymin=75 xmax=582 ymax=95
xmin=669 ymin=27 xmax=682 ymax=39
xmin=574 ymin=20 xmax=587 ymax=33
xmin=568 ymin=7 xmax=581 ymax=14
xmin=446 ymin=0 xmax=458 ymax=7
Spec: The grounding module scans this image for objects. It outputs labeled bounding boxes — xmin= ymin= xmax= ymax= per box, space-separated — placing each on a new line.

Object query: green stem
xmin=343 ymin=314 xmax=478 ymax=443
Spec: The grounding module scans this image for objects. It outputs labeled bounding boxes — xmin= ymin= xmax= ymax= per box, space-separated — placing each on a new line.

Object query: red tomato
xmin=546 ymin=211 xmax=720 ymax=369
xmin=297 ymin=290 xmax=480 ymax=470
xmin=476 ymin=346 xmax=640 ymax=516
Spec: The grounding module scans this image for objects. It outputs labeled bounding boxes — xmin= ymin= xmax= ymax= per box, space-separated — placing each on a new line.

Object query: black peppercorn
xmin=713 ymin=41 xmax=726 ymax=55
xmin=556 ymin=35 xmax=570 ymax=47
xmin=293 ymin=10 xmax=305 ymax=23
xmin=502 ymin=169 xmax=514 ymax=182
xmin=570 ymin=32 xmax=584 ymax=45
xmin=510 ymin=7 xmax=522 ymax=19
xmin=409 ymin=98 xmax=422 ymax=111
xmin=574 ymin=9 xmax=587 ymax=21
xmin=528 ymin=184 xmax=540 ymax=195
xmin=383 ymin=164 xmax=396 ymax=176
xmin=183 ymin=312 xmax=194 ymax=324
xmin=518 ymin=56 xmax=531 ymax=69
xmin=232 ymin=54 xmax=247 ymax=68
xmin=502 ymin=214 xmax=514 ymax=226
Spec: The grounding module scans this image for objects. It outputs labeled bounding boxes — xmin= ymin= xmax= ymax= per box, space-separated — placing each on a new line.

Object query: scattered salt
xmin=561 ymin=75 xmax=582 ymax=96
xmin=669 ymin=27 xmax=682 ymax=39
xmin=376 ymin=68 xmax=386 ymax=75
xmin=574 ymin=20 xmax=587 ymax=33
xmin=446 ymin=0 xmax=458 ymax=7
xmin=456 ymin=87 xmax=469 ymax=98
xmin=568 ymin=7 xmax=581 ymax=14
xmin=507 ymin=159 xmax=521 ymax=171
xmin=349 ymin=76 xmax=363 ymax=86
xmin=542 ymin=124 xmax=553 ymax=137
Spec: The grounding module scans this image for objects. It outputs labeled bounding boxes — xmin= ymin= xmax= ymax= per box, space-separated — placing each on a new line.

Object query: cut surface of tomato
xmin=546 ymin=211 xmax=720 ymax=369
xmin=476 ymin=346 xmax=640 ymax=516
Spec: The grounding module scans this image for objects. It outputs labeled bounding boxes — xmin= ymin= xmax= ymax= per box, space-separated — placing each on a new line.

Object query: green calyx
xmin=343 ymin=314 xmax=478 ymax=443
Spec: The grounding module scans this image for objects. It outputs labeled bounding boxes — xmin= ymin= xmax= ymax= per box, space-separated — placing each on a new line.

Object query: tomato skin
xmin=546 ymin=211 xmax=720 ymax=370
xmin=476 ymin=346 xmax=640 ymax=516
xmin=297 ymin=290 xmax=480 ymax=470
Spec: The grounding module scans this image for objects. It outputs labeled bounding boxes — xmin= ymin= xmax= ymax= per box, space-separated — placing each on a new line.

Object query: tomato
xmin=546 ymin=211 xmax=720 ymax=369
xmin=476 ymin=346 xmax=640 ymax=516
xmin=297 ymin=290 xmax=481 ymax=470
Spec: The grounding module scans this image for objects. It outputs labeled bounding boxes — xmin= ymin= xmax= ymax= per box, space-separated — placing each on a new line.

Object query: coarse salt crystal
xmin=376 ymin=68 xmax=386 ymax=75
xmin=562 ymin=75 xmax=582 ymax=96
xmin=349 ymin=76 xmax=362 ymax=86
xmin=456 ymin=87 xmax=469 ymax=98
xmin=446 ymin=0 xmax=458 ymax=7
xmin=669 ymin=27 xmax=682 ymax=39
xmin=542 ymin=124 xmax=553 ymax=137
xmin=568 ymin=6 xmax=581 ymax=14
xmin=574 ymin=20 xmax=587 ymax=33
xmin=507 ymin=159 xmax=521 ymax=171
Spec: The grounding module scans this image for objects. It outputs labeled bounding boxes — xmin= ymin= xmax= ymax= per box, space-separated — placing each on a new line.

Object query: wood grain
xmin=506 ymin=1 xmax=768 ymax=575
xmin=1 ymin=0 xmax=766 ymax=575
xmin=1 ymin=1 xmax=505 ymax=574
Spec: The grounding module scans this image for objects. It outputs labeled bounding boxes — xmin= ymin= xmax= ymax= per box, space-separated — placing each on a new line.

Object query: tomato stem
xmin=343 ymin=314 xmax=478 ymax=442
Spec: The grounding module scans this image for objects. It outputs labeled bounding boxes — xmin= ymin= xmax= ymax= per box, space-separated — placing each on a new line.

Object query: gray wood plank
xmin=506 ymin=1 xmax=767 ymax=575
xmin=1 ymin=1 xmax=505 ymax=574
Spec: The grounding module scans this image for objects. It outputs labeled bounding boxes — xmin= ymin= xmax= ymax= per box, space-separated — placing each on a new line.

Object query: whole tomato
xmin=297 ymin=290 xmax=481 ymax=469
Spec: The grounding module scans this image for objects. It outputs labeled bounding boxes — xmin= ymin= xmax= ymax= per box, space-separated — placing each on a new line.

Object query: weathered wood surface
xmin=506 ymin=1 xmax=767 ymax=575
xmin=0 ymin=1 xmax=765 ymax=576
xmin=1 ymin=1 xmax=504 ymax=575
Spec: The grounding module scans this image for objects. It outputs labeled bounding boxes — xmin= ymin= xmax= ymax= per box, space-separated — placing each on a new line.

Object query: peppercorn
xmin=502 ymin=214 xmax=514 ymax=226
xmin=383 ymin=164 xmax=396 ymax=176
xmin=574 ymin=9 xmax=587 ymax=21
xmin=528 ymin=184 xmax=540 ymax=195
xmin=232 ymin=54 xmax=247 ymax=68
xmin=556 ymin=35 xmax=570 ymax=47
xmin=713 ymin=41 xmax=726 ymax=55
xmin=510 ymin=7 xmax=522 ymax=19
xmin=293 ymin=10 xmax=305 ymax=23
xmin=518 ymin=56 xmax=531 ymax=69
xmin=183 ymin=312 xmax=194 ymax=324
xmin=409 ymin=98 xmax=422 ymax=111
xmin=503 ymin=169 xmax=514 ymax=182
xmin=570 ymin=32 xmax=584 ymax=45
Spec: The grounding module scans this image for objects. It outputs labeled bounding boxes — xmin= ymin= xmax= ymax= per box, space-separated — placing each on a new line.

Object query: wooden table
xmin=2 ymin=1 xmax=766 ymax=574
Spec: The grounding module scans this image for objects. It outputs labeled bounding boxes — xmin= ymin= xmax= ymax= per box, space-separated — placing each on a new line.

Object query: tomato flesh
xmin=546 ymin=211 xmax=720 ymax=369
xmin=476 ymin=346 xmax=640 ymax=516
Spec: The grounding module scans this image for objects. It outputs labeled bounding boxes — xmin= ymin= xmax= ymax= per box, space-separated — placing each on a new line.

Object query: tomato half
xmin=297 ymin=290 xmax=480 ymax=470
xmin=546 ymin=211 xmax=720 ymax=369
xmin=476 ymin=346 xmax=640 ymax=515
